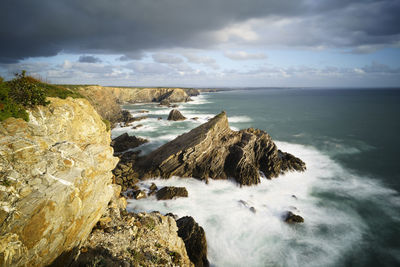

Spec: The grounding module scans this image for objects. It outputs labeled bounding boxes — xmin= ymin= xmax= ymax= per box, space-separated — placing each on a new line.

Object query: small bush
xmin=0 ymin=79 xmax=29 ymax=121
xmin=8 ymin=71 xmax=49 ymax=107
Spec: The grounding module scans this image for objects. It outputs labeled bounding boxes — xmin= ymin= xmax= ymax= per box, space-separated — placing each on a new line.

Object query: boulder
xmin=283 ymin=211 xmax=304 ymax=223
xmin=167 ymin=109 xmax=186 ymax=121
xmin=156 ymin=186 xmax=189 ymax=200
xmin=111 ymin=133 xmax=148 ymax=153
xmin=176 ymin=216 xmax=209 ymax=267
xmin=131 ymin=112 xmax=305 ymax=186
xmin=159 ymin=99 xmax=171 ymax=107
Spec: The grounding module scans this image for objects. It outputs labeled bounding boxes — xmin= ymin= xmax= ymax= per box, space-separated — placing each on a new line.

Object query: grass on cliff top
xmin=0 ymin=72 xmax=84 ymax=122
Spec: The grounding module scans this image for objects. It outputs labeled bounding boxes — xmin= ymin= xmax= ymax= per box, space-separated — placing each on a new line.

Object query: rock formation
xmin=129 ymin=112 xmax=305 ymax=186
xmin=0 ymin=97 xmax=119 ymax=267
xmin=283 ymin=211 xmax=304 ymax=223
xmin=111 ymin=133 xmax=148 ymax=154
xmin=156 ymin=186 xmax=189 ymax=200
xmin=176 ymin=216 xmax=209 ymax=267
xmin=58 ymin=187 xmax=193 ymax=267
xmin=167 ymin=109 xmax=186 ymax=121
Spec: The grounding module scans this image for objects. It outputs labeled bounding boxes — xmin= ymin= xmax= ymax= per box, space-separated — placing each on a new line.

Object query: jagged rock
xmin=185 ymin=89 xmax=201 ymax=97
xmin=126 ymin=190 xmax=147 ymax=200
xmin=167 ymin=109 xmax=186 ymax=121
xmin=283 ymin=211 xmax=304 ymax=223
xmin=156 ymin=186 xmax=188 ymax=200
xmin=149 ymin=183 xmax=158 ymax=192
xmin=132 ymin=112 xmax=305 ymax=186
xmin=68 ymin=209 xmax=193 ymax=267
xmin=0 ymin=97 xmax=119 ymax=267
xmin=111 ymin=133 xmax=148 ymax=153
xmin=176 ymin=216 xmax=209 ymax=267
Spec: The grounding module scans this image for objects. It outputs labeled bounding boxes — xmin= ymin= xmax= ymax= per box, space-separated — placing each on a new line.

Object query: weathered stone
xmin=111 ymin=133 xmax=148 ymax=153
xmin=167 ymin=109 xmax=186 ymax=121
xmin=0 ymin=97 xmax=119 ymax=267
xmin=176 ymin=216 xmax=209 ymax=267
xmin=283 ymin=211 xmax=304 ymax=223
xmin=149 ymin=183 xmax=158 ymax=192
xmin=156 ymin=186 xmax=188 ymax=200
xmin=131 ymin=124 xmax=143 ymax=129
xmin=132 ymin=112 xmax=305 ymax=186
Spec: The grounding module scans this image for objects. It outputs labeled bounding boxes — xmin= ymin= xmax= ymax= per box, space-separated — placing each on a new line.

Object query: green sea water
xmin=113 ymin=88 xmax=400 ymax=267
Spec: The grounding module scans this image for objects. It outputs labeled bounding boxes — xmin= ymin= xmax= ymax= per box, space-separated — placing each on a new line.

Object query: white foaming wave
xmin=228 ymin=115 xmax=253 ymax=123
xmin=127 ymin=142 xmax=400 ymax=267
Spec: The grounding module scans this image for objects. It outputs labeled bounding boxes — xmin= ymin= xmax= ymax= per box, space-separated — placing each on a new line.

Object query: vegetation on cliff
xmin=0 ymin=71 xmax=83 ymax=122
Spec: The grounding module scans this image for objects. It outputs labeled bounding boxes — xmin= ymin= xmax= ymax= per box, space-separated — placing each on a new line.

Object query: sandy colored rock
xmin=0 ymin=97 xmax=119 ymax=267
xmin=167 ymin=109 xmax=186 ymax=121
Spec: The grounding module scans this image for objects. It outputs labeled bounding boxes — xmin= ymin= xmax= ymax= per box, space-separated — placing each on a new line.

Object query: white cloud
xmin=183 ymin=53 xmax=219 ymax=69
xmin=224 ymin=51 xmax=267 ymax=60
xmin=152 ymin=53 xmax=183 ymax=64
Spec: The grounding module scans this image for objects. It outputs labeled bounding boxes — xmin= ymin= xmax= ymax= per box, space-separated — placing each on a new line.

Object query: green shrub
xmin=8 ymin=71 xmax=50 ymax=107
xmin=0 ymin=79 xmax=29 ymax=121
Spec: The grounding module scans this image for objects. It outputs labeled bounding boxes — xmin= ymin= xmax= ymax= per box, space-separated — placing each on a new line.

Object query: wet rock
xmin=111 ymin=133 xmax=148 ymax=153
xmin=250 ymin=207 xmax=256 ymax=213
xmin=129 ymin=190 xmax=146 ymax=200
xmin=176 ymin=216 xmax=209 ymax=267
xmin=191 ymin=117 xmax=199 ymax=121
xmin=132 ymin=112 xmax=305 ymax=186
xmin=158 ymin=117 xmax=163 ymax=120
xmin=283 ymin=211 xmax=304 ymax=223
xmin=149 ymin=183 xmax=158 ymax=192
xmin=167 ymin=109 xmax=186 ymax=121
xmin=131 ymin=124 xmax=143 ymax=129
xmin=156 ymin=186 xmax=188 ymax=200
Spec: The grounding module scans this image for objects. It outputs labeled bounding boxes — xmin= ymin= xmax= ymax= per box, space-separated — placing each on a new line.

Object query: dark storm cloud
xmin=0 ymin=0 xmax=399 ymax=63
xmin=78 ymin=55 xmax=102 ymax=63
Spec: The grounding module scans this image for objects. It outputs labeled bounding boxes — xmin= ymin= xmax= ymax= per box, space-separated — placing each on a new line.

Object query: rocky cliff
xmin=129 ymin=112 xmax=305 ymax=185
xmin=107 ymin=87 xmax=196 ymax=104
xmin=0 ymin=97 xmax=119 ymax=267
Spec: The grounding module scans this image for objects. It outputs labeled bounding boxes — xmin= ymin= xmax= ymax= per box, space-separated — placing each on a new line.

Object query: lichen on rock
xmin=0 ymin=97 xmax=119 ymax=267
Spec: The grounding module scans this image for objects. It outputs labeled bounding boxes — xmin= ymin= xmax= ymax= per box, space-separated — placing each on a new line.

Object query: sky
xmin=0 ymin=0 xmax=399 ymax=87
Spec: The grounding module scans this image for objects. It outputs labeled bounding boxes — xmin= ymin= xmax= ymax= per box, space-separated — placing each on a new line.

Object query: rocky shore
xmin=0 ymin=87 xmax=306 ymax=266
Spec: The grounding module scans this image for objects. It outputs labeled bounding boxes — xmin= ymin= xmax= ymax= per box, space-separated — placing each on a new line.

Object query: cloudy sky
xmin=1 ymin=0 xmax=399 ymax=87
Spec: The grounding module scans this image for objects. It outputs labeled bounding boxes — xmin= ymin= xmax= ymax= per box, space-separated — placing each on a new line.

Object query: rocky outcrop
xmin=130 ymin=112 xmax=305 ymax=186
xmin=68 ymin=190 xmax=193 ymax=267
xmin=156 ymin=186 xmax=189 ymax=200
xmin=167 ymin=109 xmax=186 ymax=121
xmin=0 ymin=97 xmax=119 ymax=267
xmin=176 ymin=216 xmax=209 ymax=267
xmin=111 ymin=133 xmax=148 ymax=154
xmin=283 ymin=211 xmax=304 ymax=223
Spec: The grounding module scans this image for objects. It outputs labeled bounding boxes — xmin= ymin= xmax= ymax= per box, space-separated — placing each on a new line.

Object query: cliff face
xmin=107 ymin=87 xmax=194 ymax=104
xmin=130 ymin=112 xmax=305 ymax=185
xmin=0 ymin=97 xmax=119 ymax=267
xmin=76 ymin=86 xmax=122 ymax=124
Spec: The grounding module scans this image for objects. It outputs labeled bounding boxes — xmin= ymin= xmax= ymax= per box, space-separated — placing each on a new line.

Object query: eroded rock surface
xmin=0 ymin=97 xmax=119 ymax=267
xmin=176 ymin=216 xmax=209 ymax=267
xmin=129 ymin=112 xmax=305 ymax=186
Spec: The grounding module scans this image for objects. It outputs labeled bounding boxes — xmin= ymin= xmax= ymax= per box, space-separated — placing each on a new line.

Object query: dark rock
xmin=250 ymin=207 xmax=256 ymax=213
xmin=126 ymin=190 xmax=146 ymax=200
xmin=156 ymin=186 xmax=188 ymax=200
xmin=191 ymin=117 xmax=199 ymax=121
xmin=159 ymin=99 xmax=171 ymax=106
xmin=149 ymin=183 xmax=158 ymax=191
xmin=158 ymin=117 xmax=163 ymax=120
xmin=131 ymin=112 xmax=305 ymax=186
xmin=176 ymin=216 xmax=209 ymax=267
xmin=111 ymin=133 xmax=148 ymax=153
xmin=131 ymin=124 xmax=143 ymax=129
xmin=283 ymin=211 xmax=304 ymax=223
xmin=167 ymin=109 xmax=186 ymax=121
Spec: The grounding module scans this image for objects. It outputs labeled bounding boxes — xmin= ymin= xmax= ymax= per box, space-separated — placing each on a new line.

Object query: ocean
xmin=111 ymin=88 xmax=400 ymax=267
